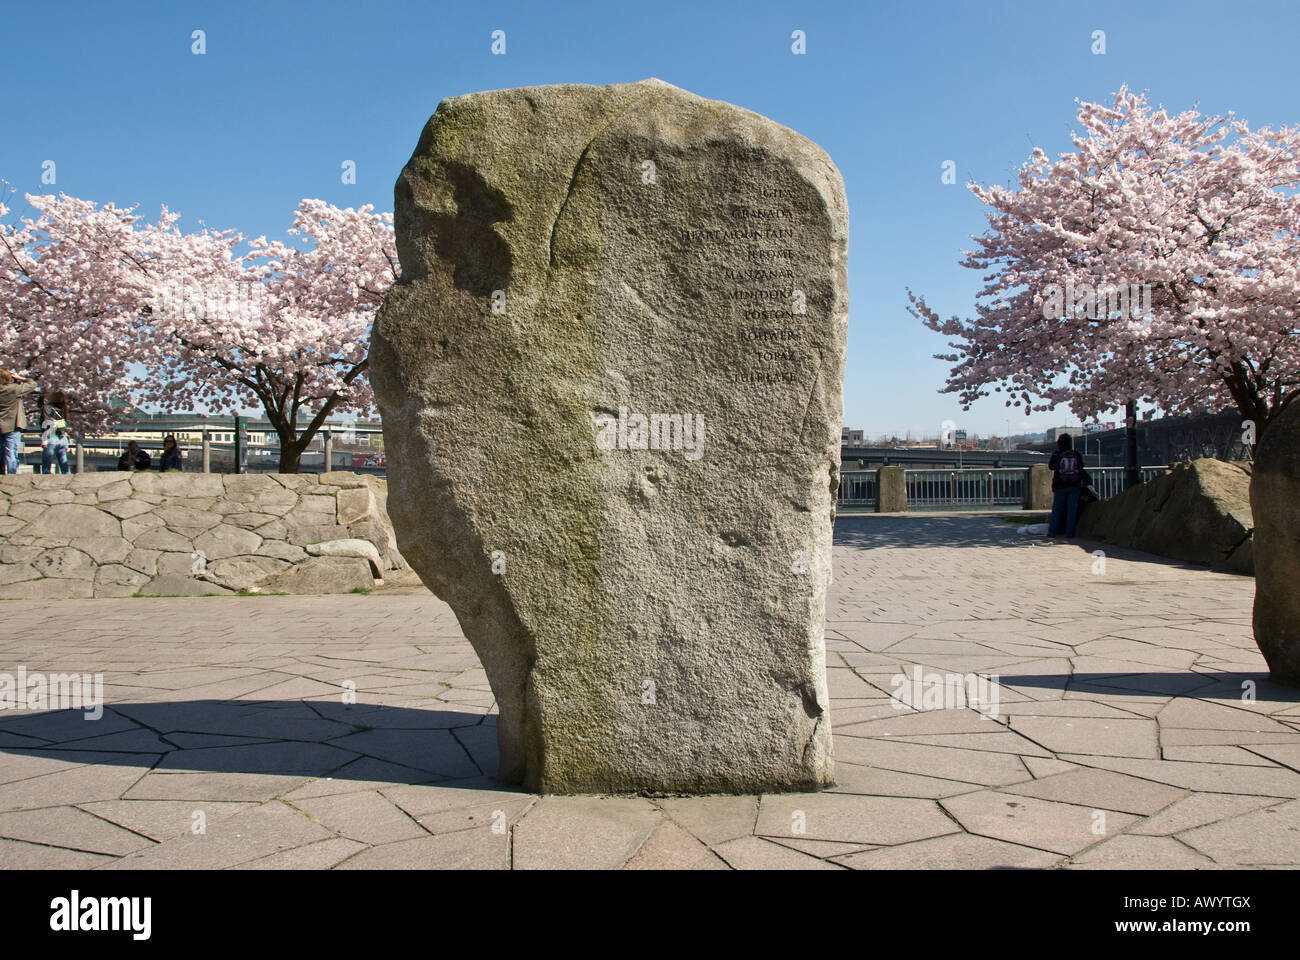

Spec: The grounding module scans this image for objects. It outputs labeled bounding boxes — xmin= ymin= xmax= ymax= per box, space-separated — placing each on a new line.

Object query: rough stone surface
xmin=336 ymin=486 xmax=380 ymax=525
xmin=138 ymin=574 xmax=233 ymax=597
xmin=306 ymin=539 xmax=383 ymax=577
xmin=1252 ymin=403 xmax=1300 ymax=684
xmin=23 ymin=503 xmax=121 ymax=540
xmin=31 ymin=547 xmax=95 ymax=580
xmin=372 ymin=79 xmax=848 ymax=793
xmin=262 ymin=556 xmax=374 ymax=595
xmin=0 ymin=473 xmax=405 ymax=597
xmin=1077 ymin=458 xmax=1253 ymax=569
xmin=193 ymin=524 xmax=263 ymax=562
xmin=203 ymin=555 xmax=292 ymax=591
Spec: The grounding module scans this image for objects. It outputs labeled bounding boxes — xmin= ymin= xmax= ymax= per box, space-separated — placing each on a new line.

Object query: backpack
xmin=1057 ymin=449 xmax=1083 ymax=485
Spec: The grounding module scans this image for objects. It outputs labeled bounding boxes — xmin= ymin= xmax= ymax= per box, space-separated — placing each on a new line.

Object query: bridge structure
xmin=839 ymin=446 xmax=1048 ymax=470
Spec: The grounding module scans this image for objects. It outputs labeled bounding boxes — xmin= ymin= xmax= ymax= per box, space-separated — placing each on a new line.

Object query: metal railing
xmin=8 ymin=435 xmax=386 ymax=476
xmin=905 ymin=468 xmax=1028 ymax=508
xmin=1085 ymin=466 xmax=1167 ymax=500
xmin=837 ymin=472 xmax=878 ymax=506
xmin=837 ymin=466 xmax=1170 ymax=510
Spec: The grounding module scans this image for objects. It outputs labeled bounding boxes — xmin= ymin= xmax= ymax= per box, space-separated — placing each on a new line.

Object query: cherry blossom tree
xmin=139 ymin=199 xmax=398 ymax=472
xmin=0 ymin=191 xmax=155 ymax=433
xmin=2 ymin=193 xmax=398 ymax=472
xmin=909 ymin=86 xmax=1300 ymax=453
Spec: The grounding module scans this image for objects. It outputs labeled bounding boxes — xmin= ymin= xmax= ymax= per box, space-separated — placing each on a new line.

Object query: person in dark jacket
xmin=118 ymin=441 xmax=151 ymax=471
xmin=0 ymin=369 xmax=37 ymax=474
xmin=159 ymin=435 xmax=183 ymax=472
xmin=1047 ymin=433 xmax=1085 ymax=538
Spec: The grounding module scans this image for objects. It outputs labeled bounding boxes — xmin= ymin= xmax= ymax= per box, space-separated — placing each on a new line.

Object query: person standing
xmin=159 ymin=435 xmax=184 ymax=472
xmin=117 ymin=440 xmax=151 ymax=471
xmin=39 ymin=391 xmax=70 ymax=474
xmin=0 ymin=369 xmax=38 ymax=474
xmin=1047 ymin=433 xmax=1085 ymax=538
xmin=43 ymin=427 xmax=70 ymax=474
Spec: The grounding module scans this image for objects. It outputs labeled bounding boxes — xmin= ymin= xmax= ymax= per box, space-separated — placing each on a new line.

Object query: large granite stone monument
xmin=1252 ymin=401 xmax=1300 ymax=685
xmin=372 ymin=79 xmax=848 ymax=792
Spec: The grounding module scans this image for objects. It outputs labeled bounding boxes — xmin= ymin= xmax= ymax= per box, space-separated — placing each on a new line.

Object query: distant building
xmin=841 ymin=427 xmax=865 ymax=446
xmin=1044 ymin=426 xmax=1080 ymax=443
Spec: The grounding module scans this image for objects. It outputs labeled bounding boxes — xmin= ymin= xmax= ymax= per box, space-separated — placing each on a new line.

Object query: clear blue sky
xmin=3 ymin=0 xmax=1296 ymax=436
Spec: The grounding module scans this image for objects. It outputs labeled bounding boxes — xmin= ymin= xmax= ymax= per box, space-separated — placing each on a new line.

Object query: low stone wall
xmin=0 ymin=472 xmax=409 ymax=599
xmin=1077 ymin=458 xmax=1254 ymax=574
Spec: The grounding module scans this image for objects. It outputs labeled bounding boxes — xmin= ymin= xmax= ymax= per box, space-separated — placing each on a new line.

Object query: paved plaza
xmin=1 ymin=514 xmax=1297 ymax=869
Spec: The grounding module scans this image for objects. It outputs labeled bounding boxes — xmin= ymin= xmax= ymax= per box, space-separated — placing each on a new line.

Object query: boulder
xmin=202 ymin=555 xmax=291 ymax=591
xmin=1227 ymin=536 xmax=1254 ymax=575
xmin=305 ymin=538 xmax=383 ymax=577
xmin=1252 ymin=403 xmax=1300 ymax=684
xmin=1077 ymin=458 xmax=1252 ymax=568
xmin=345 ymin=517 xmax=398 ymax=569
xmin=261 ymin=555 xmax=374 ymax=595
xmin=371 ymin=79 xmax=846 ymax=793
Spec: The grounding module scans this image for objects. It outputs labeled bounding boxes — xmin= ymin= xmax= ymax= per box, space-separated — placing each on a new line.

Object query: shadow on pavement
xmin=835 ymin=513 xmax=1052 ymax=550
xmin=834 ymin=513 xmax=1241 ymax=575
xmin=997 ymin=670 xmax=1300 ymax=702
xmin=0 ymin=699 xmax=510 ymax=787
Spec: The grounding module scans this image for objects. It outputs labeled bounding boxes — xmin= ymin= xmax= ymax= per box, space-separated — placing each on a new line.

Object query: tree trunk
xmin=277 ymin=437 xmax=311 ymax=474
xmin=1124 ymin=400 xmax=1140 ymax=489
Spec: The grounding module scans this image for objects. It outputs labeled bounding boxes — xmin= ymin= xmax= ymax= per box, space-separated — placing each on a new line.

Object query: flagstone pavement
xmin=1 ymin=513 xmax=1297 ymax=870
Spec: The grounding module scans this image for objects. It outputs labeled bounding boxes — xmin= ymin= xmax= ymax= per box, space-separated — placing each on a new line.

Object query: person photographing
xmin=0 ymin=369 xmax=38 ymax=474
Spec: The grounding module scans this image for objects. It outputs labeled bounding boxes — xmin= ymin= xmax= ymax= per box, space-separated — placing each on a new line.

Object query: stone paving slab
xmin=0 ymin=514 xmax=1297 ymax=869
